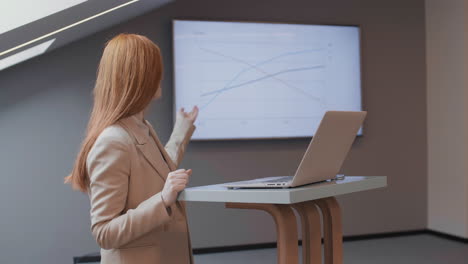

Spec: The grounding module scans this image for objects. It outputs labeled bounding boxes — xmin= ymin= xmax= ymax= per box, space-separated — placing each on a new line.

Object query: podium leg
xmin=314 ymin=197 xmax=343 ymax=264
xmin=225 ymin=203 xmax=298 ymax=264
xmin=291 ymin=202 xmax=322 ymax=264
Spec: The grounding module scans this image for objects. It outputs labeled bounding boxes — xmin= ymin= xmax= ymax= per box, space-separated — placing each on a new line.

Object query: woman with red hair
xmin=66 ymin=33 xmax=198 ymax=263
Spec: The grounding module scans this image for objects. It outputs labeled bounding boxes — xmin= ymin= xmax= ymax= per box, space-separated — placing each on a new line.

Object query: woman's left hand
xmin=179 ymin=105 xmax=199 ymax=123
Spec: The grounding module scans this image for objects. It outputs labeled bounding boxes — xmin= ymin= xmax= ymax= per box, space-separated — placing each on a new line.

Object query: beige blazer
xmin=86 ymin=114 xmax=196 ymax=264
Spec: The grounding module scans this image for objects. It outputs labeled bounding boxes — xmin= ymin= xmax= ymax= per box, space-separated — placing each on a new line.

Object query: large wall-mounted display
xmin=173 ymin=20 xmax=362 ymax=140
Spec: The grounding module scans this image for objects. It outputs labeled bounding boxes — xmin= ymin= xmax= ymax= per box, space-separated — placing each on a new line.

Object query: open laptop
xmin=223 ymin=111 xmax=367 ymax=189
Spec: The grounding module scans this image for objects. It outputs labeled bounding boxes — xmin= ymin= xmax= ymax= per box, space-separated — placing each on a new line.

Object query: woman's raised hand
xmin=161 ymin=168 xmax=192 ymax=206
xmin=178 ymin=106 xmax=199 ymax=123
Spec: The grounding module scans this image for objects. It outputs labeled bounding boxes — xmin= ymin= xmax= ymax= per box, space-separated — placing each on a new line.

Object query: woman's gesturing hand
xmin=178 ymin=106 xmax=199 ymax=123
xmin=161 ymin=168 xmax=192 ymax=207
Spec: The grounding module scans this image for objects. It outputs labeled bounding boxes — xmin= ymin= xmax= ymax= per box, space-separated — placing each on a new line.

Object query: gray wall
xmin=0 ymin=0 xmax=427 ymax=263
xmin=426 ymin=0 xmax=468 ymax=238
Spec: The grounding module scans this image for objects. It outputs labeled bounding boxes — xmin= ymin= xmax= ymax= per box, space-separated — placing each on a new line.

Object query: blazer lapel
xmin=118 ymin=116 xmax=171 ymax=182
xmin=136 ymin=144 xmax=170 ymax=182
xmin=145 ymin=120 xmax=177 ymax=172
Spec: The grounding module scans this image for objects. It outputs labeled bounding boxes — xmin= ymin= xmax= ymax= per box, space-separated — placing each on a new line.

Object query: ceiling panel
xmin=0 ymin=0 xmax=173 ymax=71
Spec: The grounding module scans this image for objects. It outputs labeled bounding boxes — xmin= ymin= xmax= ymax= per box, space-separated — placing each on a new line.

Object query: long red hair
xmin=65 ymin=33 xmax=163 ymax=192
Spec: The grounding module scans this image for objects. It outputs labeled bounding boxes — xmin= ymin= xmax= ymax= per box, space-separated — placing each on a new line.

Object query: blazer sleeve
xmin=165 ymin=117 xmax=196 ymax=167
xmin=87 ymin=133 xmax=172 ymax=250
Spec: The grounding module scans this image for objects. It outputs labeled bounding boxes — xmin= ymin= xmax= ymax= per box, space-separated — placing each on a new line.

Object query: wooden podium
xmin=179 ymin=176 xmax=387 ymax=264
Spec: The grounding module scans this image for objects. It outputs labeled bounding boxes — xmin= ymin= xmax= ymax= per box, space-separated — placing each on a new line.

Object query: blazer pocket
xmin=118 ymin=244 xmax=161 ymax=264
xmin=119 ymin=243 xmax=156 ymax=250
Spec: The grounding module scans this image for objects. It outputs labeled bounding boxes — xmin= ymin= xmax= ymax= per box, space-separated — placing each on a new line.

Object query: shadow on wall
xmin=0 ymin=40 xmax=102 ymax=113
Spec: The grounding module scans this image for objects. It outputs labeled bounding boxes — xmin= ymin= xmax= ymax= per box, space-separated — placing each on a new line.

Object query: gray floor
xmin=194 ymin=234 xmax=468 ymax=264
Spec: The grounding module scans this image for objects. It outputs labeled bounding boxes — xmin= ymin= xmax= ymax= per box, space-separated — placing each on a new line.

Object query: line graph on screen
xmin=187 ymin=41 xmax=330 ymax=119
xmin=198 ymin=46 xmax=327 ymax=110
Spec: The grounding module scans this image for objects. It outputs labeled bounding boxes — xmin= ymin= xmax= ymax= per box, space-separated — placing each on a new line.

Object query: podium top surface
xmin=178 ymin=176 xmax=387 ymax=204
